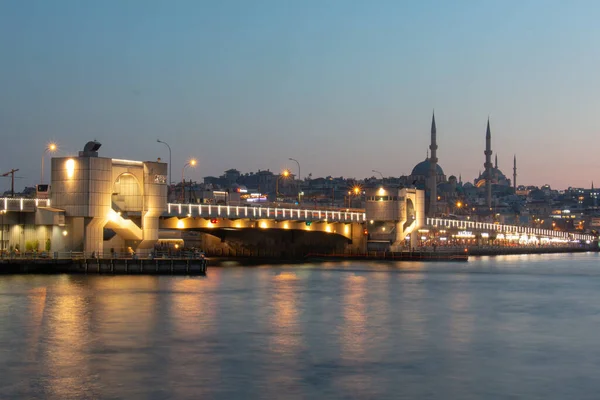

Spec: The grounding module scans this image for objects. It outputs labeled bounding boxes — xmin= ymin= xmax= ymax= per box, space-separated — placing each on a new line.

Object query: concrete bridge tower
xmin=484 ymin=118 xmax=493 ymax=209
xmin=429 ymin=111 xmax=438 ymax=217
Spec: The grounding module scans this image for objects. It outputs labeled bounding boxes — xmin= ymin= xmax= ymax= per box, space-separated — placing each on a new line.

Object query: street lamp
xmin=372 ymin=169 xmax=384 ymax=180
xmin=41 ymin=143 xmax=57 ymax=184
xmin=349 ymin=185 xmax=361 ymax=208
xmin=289 ymin=158 xmax=301 ymax=203
xmin=0 ymin=210 xmax=5 ymax=257
xmin=156 ymin=139 xmax=172 ymax=185
xmin=276 ymin=169 xmax=291 ymax=199
xmin=181 ymin=159 xmax=197 ymax=203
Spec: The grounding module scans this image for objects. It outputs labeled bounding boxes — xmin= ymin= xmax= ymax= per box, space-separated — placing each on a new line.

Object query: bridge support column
xmin=138 ymin=162 xmax=168 ymax=251
xmin=347 ymin=223 xmax=367 ymax=253
xmin=138 ymin=214 xmax=160 ymax=251
xmin=84 ymin=217 xmax=106 ymax=256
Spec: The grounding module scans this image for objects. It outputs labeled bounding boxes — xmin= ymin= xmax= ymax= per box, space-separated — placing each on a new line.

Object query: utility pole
xmin=1 ymin=169 xmax=20 ymax=197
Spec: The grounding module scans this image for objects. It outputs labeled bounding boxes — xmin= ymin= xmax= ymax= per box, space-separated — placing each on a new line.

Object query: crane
xmin=1 ymin=169 xmax=19 ymax=197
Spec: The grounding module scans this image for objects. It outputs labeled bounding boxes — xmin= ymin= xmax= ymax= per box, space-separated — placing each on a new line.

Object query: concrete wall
xmin=51 ymin=156 xmax=113 ymax=217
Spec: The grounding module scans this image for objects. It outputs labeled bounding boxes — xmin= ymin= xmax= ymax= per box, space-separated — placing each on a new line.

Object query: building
xmin=50 ymin=141 xmax=168 ymax=254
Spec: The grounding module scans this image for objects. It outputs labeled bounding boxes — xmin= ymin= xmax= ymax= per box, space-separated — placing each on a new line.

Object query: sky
xmin=1 ymin=0 xmax=599 ymax=191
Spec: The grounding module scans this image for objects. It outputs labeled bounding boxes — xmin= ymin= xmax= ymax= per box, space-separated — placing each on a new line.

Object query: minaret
xmin=513 ymin=154 xmax=517 ymax=192
xmin=429 ymin=111 xmax=438 ymax=217
xmin=495 ymin=154 xmax=498 ymax=169
xmin=484 ymin=118 xmax=493 ymax=209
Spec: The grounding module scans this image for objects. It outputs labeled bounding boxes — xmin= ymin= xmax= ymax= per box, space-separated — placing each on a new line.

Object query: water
xmin=1 ymin=253 xmax=600 ymax=399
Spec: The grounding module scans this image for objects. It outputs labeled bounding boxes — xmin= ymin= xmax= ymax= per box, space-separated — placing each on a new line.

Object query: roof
xmin=410 ymin=158 xmax=444 ymax=177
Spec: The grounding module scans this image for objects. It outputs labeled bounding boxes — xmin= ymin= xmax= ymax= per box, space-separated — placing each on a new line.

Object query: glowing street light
xmin=40 ymin=142 xmax=57 ymax=184
xmin=181 ymin=158 xmax=197 ymax=203
xmin=346 ymin=185 xmax=362 ymax=207
xmin=276 ymin=169 xmax=291 ymax=198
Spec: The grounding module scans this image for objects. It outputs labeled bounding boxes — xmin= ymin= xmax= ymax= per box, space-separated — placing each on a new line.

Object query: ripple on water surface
xmin=0 ymin=253 xmax=600 ymax=399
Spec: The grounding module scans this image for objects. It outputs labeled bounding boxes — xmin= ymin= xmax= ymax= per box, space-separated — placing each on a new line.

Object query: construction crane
xmin=1 ymin=169 xmax=19 ymax=197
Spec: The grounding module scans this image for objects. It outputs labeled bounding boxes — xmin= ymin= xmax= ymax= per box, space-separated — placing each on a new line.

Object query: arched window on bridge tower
xmin=112 ymin=173 xmax=142 ymax=212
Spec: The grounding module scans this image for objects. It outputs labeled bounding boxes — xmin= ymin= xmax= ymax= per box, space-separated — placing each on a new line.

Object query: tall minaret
xmin=495 ymin=154 xmax=498 ymax=169
xmin=513 ymin=154 xmax=517 ymax=192
xmin=484 ymin=118 xmax=493 ymax=209
xmin=429 ymin=111 xmax=438 ymax=217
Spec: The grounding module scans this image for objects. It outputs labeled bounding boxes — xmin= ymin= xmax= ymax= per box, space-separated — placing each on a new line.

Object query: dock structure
xmin=0 ymin=253 xmax=207 ymax=275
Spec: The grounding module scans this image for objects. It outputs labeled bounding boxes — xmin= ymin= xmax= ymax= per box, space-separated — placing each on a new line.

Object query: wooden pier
xmin=0 ymin=257 xmax=207 ymax=275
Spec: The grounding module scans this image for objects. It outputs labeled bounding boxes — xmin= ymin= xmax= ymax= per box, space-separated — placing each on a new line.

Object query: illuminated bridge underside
xmin=165 ymin=203 xmax=367 ymax=224
xmin=427 ymin=218 xmax=594 ymax=242
xmin=160 ymin=217 xmax=358 ymax=240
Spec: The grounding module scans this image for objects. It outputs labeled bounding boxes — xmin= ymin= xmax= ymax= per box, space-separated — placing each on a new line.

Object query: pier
xmin=0 ymin=252 xmax=207 ymax=275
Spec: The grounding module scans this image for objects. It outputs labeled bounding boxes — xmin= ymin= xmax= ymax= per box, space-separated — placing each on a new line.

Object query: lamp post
xmin=0 ymin=210 xmax=5 ymax=257
xmin=40 ymin=143 xmax=57 ymax=184
xmin=372 ymin=169 xmax=384 ymax=181
xmin=157 ymin=139 xmax=172 ymax=185
xmin=181 ymin=159 xmax=197 ymax=203
xmin=289 ymin=158 xmax=301 ymax=203
xmin=276 ymin=169 xmax=290 ymax=199
xmin=350 ymin=185 xmax=361 ymax=208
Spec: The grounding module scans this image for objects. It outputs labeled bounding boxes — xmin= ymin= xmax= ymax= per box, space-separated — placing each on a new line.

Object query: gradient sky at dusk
xmin=1 ymin=0 xmax=599 ymax=191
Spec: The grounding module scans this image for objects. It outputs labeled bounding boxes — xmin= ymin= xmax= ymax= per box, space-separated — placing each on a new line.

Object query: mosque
xmin=404 ymin=113 xmax=517 ymax=216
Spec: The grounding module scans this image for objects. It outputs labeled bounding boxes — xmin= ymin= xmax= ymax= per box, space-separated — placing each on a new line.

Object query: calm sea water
xmin=1 ymin=253 xmax=600 ymax=399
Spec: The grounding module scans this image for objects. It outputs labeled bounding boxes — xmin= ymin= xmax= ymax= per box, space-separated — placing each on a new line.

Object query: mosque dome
xmin=476 ymin=167 xmax=509 ymax=187
xmin=411 ymin=158 xmax=445 ymax=177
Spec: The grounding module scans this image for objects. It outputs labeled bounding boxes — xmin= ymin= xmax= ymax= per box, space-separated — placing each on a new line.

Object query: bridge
xmin=427 ymin=217 xmax=594 ymax=243
xmin=0 ymin=196 xmax=595 ymax=256
xmin=0 ymin=139 xmax=594 ymax=256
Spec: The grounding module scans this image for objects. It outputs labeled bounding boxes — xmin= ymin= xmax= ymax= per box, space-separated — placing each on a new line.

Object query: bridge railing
xmin=1 ymin=198 xmax=51 ymax=212
xmin=426 ymin=218 xmax=594 ymax=242
xmin=165 ymin=203 xmax=367 ymax=223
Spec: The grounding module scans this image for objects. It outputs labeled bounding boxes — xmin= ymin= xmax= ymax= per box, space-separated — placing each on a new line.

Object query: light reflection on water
xmin=1 ymin=253 xmax=600 ymax=399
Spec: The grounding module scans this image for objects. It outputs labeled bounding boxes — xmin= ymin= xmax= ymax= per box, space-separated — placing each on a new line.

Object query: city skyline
xmin=1 ymin=0 xmax=599 ymax=190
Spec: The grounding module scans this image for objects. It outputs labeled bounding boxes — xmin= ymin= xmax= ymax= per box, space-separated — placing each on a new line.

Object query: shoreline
xmin=206 ymin=246 xmax=597 ymax=266
xmin=0 ymin=246 xmax=596 ymax=273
